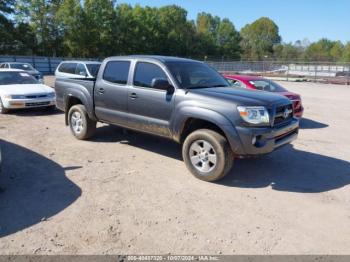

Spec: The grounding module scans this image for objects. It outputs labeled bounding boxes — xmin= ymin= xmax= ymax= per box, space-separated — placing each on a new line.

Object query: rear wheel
xmin=182 ymin=129 xmax=234 ymax=182
xmin=68 ymin=104 xmax=96 ymax=140
xmin=0 ymin=98 xmax=9 ymax=114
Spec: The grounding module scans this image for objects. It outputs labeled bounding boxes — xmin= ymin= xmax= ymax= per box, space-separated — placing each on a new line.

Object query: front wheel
xmin=68 ymin=104 xmax=96 ymax=140
xmin=182 ymin=129 xmax=234 ymax=182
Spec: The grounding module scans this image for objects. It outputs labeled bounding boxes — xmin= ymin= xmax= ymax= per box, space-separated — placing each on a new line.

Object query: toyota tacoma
xmin=55 ymin=56 xmax=299 ymax=182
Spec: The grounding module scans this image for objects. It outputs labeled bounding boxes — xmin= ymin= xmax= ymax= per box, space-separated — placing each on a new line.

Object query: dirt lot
xmin=0 ymin=80 xmax=350 ymax=255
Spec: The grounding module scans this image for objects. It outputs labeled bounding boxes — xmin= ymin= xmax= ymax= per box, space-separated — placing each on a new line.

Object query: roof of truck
xmin=59 ymin=60 xmax=101 ymax=64
xmin=107 ymin=55 xmax=198 ymax=63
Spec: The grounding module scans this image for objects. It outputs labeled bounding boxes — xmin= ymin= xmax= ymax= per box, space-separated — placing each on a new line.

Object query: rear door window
xmin=103 ymin=61 xmax=130 ymax=85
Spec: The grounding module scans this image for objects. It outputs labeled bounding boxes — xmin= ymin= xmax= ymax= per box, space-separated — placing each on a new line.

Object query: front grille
xmin=25 ymin=101 xmax=50 ymax=107
xmin=25 ymin=94 xmax=48 ymax=99
xmin=273 ymin=104 xmax=293 ymax=126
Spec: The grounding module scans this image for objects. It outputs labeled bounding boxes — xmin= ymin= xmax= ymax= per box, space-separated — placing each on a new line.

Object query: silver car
xmin=55 ymin=61 xmax=101 ymax=79
xmin=0 ymin=62 xmax=43 ymax=82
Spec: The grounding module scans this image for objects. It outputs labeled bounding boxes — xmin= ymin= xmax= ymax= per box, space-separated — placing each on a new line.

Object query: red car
xmin=224 ymin=74 xmax=304 ymax=118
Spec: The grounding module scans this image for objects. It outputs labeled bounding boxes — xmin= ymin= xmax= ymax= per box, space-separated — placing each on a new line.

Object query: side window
xmin=235 ymin=80 xmax=246 ymax=89
xmin=59 ymin=63 xmax=76 ymax=74
xmin=103 ymin=61 xmax=130 ymax=85
xmin=75 ymin=63 xmax=87 ymax=76
xmin=67 ymin=63 xmax=77 ymax=74
xmin=228 ymin=79 xmax=246 ymax=89
xmin=4 ymin=64 xmax=9 ymax=68
xmin=58 ymin=63 xmax=67 ymax=73
xmin=0 ymin=64 xmax=3 ymax=68
xmin=226 ymin=79 xmax=236 ymax=86
xmin=133 ymin=62 xmax=168 ymax=89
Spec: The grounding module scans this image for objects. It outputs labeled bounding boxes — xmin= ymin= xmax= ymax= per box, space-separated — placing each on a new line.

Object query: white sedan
xmin=0 ymin=69 xmax=56 ymax=114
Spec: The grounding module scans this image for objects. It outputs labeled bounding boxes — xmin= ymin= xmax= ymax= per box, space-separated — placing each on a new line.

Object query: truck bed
xmin=55 ymin=77 xmax=96 ymax=112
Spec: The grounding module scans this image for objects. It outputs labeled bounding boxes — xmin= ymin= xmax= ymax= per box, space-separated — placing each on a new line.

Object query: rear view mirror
xmin=151 ymin=78 xmax=174 ymax=94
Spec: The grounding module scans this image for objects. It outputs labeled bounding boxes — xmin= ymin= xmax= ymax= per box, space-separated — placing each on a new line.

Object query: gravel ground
xmin=0 ymin=80 xmax=350 ymax=255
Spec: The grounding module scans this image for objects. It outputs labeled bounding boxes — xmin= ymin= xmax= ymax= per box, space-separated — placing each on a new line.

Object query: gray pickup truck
xmin=55 ymin=55 xmax=298 ymax=182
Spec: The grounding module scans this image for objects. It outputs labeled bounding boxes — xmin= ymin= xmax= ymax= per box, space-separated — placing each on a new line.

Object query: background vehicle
xmin=55 ymin=61 xmax=101 ymax=79
xmin=0 ymin=69 xmax=56 ymax=114
xmin=225 ymin=74 xmax=304 ymax=118
xmin=55 ymin=56 xmax=298 ymax=182
xmin=0 ymin=62 xmax=43 ymax=82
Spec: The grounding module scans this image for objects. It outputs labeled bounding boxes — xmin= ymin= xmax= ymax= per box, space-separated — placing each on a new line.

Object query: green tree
xmin=240 ymin=17 xmax=281 ymax=60
xmin=157 ymin=5 xmax=196 ymax=56
xmin=195 ymin=12 xmax=220 ymax=56
xmin=330 ymin=41 xmax=344 ymax=62
xmin=216 ymin=18 xmax=241 ymax=59
xmin=342 ymin=42 xmax=350 ymax=63
xmin=56 ymin=0 xmax=85 ymax=56
xmin=83 ymin=0 xmax=118 ymax=57
xmin=273 ymin=43 xmax=302 ymax=61
xmin=16 ymin=0 xmax=64 ymax=56
xmin=304 ymin=38 xmax=335 ymax=61
xmin=0 ymin=0 xmax=15 ymax=54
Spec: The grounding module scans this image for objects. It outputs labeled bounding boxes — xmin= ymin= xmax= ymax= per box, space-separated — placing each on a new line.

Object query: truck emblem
xmin=283 ymin=108 xmax=292 ymax=118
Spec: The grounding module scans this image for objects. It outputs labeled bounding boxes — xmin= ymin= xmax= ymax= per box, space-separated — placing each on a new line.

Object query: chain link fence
xmin=207 ymin=61 xmax=350 ymax=85
xmin=1 ymin=55 xmax=349 ymax=85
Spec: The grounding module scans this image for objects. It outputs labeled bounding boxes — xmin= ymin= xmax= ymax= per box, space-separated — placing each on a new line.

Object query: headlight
xmin=3 ymin=94 xmax=12 ymax=99
xmin=237 ymin=106 xmax=270 ymax=125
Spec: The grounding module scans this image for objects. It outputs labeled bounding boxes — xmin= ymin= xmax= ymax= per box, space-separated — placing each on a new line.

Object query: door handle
xmin=98 ymin=88 xmax=105 ymax=94
xmin=129 ymin=93 xmax=138 ymax=99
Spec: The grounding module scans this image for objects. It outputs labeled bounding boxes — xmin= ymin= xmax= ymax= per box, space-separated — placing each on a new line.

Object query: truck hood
xmin=0 ymin=84 xmax=53 ymax=95
xmin=188 ymin=87 xmax=290 ymax=106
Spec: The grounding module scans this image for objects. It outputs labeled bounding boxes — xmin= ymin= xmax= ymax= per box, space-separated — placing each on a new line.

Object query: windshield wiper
xmin=186 ymin=84 xmax=228 ymax=89
xmin=185 ymin=86 xmax=211 ymax=89
xmin=211 ymin=84 xmax=228 ymax=87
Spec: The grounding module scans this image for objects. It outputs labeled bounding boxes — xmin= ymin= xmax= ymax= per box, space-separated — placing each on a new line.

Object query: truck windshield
xmin=165 ymin=61 xmax=230 ymax=89
xmin=0 ymin=72 xmax=38 ymax=85
xmin=249 ymin=80 xmax=287 ymax=92
xmin=10 ymin=63 xmax=35 ymax=71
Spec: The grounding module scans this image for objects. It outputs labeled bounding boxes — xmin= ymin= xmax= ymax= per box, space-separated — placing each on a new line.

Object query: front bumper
xmin=227 ymin=118 xmax=299 ymax=156
xmin=2 ymin=98 xmax=55 ymax=109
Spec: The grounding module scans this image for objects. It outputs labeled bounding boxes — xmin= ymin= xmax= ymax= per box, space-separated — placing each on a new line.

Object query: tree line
xmin=1 ymin=0 xmax=350 ymax=62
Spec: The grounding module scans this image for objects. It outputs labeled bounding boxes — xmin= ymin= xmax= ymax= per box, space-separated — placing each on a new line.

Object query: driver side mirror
xmin=151 ymin=78 xmax=174 ymax=94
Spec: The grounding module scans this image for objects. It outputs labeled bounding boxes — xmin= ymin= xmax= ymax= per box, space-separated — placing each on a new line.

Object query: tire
xmin=0 ymin=98 xmax=9 ymax=114
xmin=68 ymin=104 xmax=96 ymax=140
xmin=182 ymin=129 xmax=234 ymax=182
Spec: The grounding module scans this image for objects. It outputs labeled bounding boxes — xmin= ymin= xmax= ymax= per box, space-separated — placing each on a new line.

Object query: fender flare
xmin=171 ymin=106 xmax=244 ymax=154
xmin=64 ymin=89 xmax=97 ymax=125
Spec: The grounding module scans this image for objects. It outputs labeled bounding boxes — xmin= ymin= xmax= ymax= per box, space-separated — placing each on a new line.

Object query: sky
xmin=118 ymin=0 xmax=350 ymax=43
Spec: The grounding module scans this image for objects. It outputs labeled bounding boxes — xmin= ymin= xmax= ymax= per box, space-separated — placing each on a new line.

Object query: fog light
xmin=10 ymin=101 xmax=25 ymax=107
xmin=252 ymin=136 xmax=257 ymax=145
